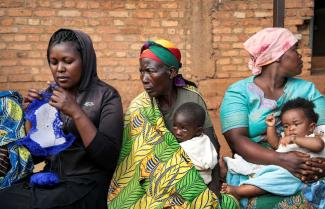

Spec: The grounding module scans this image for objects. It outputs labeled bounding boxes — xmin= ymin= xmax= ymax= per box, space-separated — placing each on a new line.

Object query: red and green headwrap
xmin=140 ymin=39 xmax=182 ymax=70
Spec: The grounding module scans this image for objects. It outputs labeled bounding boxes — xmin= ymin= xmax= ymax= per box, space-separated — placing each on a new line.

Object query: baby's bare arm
xmin=266 ymin=126 xmax=280 ymax=149
xmin=294 ymin=136 xmax=325 ymax=152
xmin=265 ymin=114 xmax=279 ymax=149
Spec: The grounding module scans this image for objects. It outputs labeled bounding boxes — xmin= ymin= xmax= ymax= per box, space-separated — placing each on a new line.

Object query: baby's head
xmin=172 ymin=102 xmax=205 ymax=142
xmin=280 ymin=98 xmax=319 ymax=137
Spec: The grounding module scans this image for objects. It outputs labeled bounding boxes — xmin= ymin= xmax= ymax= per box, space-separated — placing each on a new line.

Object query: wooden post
xmin=273 ymin=0 xmax=285 ymax=27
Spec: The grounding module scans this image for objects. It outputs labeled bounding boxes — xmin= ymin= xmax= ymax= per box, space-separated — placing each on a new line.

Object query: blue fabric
xmin=226 ymin=172 xmax=249 ymax=208
xmin=303 ymin=179 xmax=325 ymax=209
xmin=0 ymin=91 xmax=33 ymax=189
xmin=0 ymin=91 xmax=25 ymax=146
xmin=16 ymin=90 xmax=76 ymax=187
xmin=220 ymin=76 xmax=325 ymax=208
xmin=30 ymin=172 xmax=60 ymax=187
xmin=17 ymin=91 xmax=75 ymax=156
xmin=243 ymin=165 xmax=303 ymax=196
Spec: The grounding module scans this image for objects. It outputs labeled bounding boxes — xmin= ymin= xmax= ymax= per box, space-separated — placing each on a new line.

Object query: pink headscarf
xmin=243 ymin=28 xmax=298 ymax=75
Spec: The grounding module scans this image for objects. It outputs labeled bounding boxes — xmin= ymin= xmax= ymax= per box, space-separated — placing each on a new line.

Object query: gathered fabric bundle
xmin=17 ymin=88 xmax=75 ymax=187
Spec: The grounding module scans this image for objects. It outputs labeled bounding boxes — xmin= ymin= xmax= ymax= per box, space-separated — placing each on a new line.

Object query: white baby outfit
xmin=179 ymin=134 xmax=218 ymax=184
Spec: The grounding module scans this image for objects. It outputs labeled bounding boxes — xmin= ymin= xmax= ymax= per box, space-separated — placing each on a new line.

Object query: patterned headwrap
xmin=140 ymin=39 xmax=182 ymax=70
xmin=243 ymin=27 xmax=298 ymax=75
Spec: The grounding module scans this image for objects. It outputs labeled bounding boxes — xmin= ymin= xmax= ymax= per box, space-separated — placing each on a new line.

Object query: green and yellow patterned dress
xmin=108 ymin=85 xmax=220 ymax=209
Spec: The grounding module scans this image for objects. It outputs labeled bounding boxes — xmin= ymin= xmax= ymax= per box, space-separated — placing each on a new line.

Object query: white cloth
xmin=277 ymin=134 xmax=325 ymax=158
xmin=225 ymin=131 xmax=325 ymax=176
xmin=314 ymin=124 xmax=325 ymax=136
xmin=179 ymin=134 xmax=218 ymax=184
xmin=224 ymin=154 xmax=264 ymax=176
xmin=31 ymin=103 xmax=66 ymax=148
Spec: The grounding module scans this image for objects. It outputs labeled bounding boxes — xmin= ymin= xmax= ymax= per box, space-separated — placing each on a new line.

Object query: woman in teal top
xmin=220 ymin=28 xmax=325 ymax=208
xmin=222 ymin=76 xmax=325 ymax=142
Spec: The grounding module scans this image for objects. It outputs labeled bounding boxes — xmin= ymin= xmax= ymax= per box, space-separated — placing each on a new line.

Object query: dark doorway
xmin=312 ymin=0 xmax=325 ymax=74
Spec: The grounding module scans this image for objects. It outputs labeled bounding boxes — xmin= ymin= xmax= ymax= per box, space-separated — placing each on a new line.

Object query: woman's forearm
xmin=71 ymin=108 xmax=97 ymax=147
xmin=224 ymin=128 xmax=316 ymax=179
xmin=224 ymin=131 xmax=281 ymax=166
xmin=208 ymin=165 xmax=220 ymax=196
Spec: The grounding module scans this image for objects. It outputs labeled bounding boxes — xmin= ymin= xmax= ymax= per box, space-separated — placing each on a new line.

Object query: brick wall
xmin=0 ymin=0 xmax=324 ymax=156
xmin=0 ymin=0 xmax=197 ymax=103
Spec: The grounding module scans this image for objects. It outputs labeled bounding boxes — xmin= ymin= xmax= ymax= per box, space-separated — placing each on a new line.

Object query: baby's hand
xmin=280 ymin=136 xmax=295 ymax=146
xmin=265 ymin=114 xmax=275 ymax=127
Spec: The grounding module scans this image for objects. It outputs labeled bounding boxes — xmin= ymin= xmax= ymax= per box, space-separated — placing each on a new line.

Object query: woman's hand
xmin=0 ymin=146 xmax=10 ymax=177
xmin=49 ymin=87 xmax=82 ymax=118
xmin=278 ymin=151 xmax=315 ymax=181
xmin=49 ymin=86 xmax=97 ymax=148
xmin=23 ymin=89 xmax=42 ymax=109
xmin=304 ymin=157 xmax=325 ymax=182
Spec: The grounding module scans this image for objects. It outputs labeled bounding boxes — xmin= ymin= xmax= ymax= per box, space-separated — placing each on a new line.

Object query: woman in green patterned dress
xmin=108 ymin=39 xmax=221 ymax=209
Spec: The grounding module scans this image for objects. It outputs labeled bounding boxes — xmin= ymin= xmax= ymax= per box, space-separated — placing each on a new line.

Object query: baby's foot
xmin=220 ymin=183 xmax=241 ymax=201
xmin=218 ymin=156 xmax=228 ymax=181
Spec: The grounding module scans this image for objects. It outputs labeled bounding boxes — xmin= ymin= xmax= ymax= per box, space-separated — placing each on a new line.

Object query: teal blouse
xmin=220 ymin=76 xmax=325 ymax=143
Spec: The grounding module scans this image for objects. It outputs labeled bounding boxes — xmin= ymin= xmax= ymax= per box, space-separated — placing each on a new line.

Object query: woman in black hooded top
xmin=0 ymin=28 xmax=123 ymax=209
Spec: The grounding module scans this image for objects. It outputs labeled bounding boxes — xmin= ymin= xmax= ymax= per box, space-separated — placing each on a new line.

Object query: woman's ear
xmin=168 ymin=67 xmax=178 ymax=79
